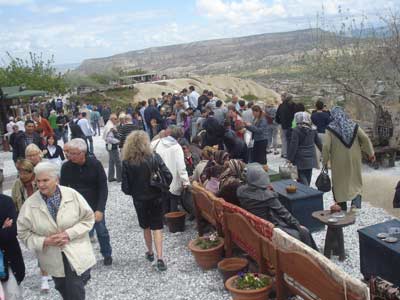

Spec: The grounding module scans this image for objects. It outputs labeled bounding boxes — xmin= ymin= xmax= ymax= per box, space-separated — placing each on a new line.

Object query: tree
xmin=0 ymin=52 xmax=67 ymax=93
xmin=305 ymin=10 xmax=400 ymax=108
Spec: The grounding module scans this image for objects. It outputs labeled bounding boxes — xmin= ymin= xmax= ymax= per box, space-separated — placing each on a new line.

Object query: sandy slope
xmin=133 ymin=75 xmax=280 ymax=104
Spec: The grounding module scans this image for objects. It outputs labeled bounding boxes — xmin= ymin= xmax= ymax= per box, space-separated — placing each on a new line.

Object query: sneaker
xmin=103 ymin=256 xmax=113 ymax=266
xmin=145 ymin=252 xmax=154 ymax=262
xmin=157 ymin=259 xmax=167 ymax=271
xmin=274 ymin=151 xmax=280 ymax=155
xmin=41 ymin=276 xmax=49 ymax=292
xmin=267 ymin=150 xmax=273 ymax=154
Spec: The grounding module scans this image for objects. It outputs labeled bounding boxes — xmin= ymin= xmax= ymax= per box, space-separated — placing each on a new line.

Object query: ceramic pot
xmin=165 ymin=211 xmax=186 ymax=233
xmin=218 ymin=257 xmax=249 ymax=284
xmin=225 ymin=274 xmax=272 ymax=300
xmin=188 ymin=237 xmax=224 ymax=270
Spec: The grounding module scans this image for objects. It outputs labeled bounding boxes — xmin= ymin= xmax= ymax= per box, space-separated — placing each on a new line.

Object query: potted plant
xmin=225 ymin=272 xmax=273 ymax=300
xmin=188 ymin=232 xmax=224 ymax=270
xmin=218 ymin=257 xmax=248 ymax=284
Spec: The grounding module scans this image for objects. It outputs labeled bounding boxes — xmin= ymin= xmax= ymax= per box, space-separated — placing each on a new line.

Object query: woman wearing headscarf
xmin=322 ymin=107 xmax=375 ymax=211
xmin=217 ymin=159 xmax=245 ymax=205
xmin=192 ymin=146 xmax=216 ymax=183
xmin=288 ymin=112 xmax=322 ymax=186
xmin=237 ymin=163 xmax=318 ymax=250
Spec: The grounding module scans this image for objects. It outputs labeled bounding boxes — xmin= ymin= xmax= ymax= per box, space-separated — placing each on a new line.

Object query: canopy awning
xmin=0 ymin=86 xmax=47 ymax=100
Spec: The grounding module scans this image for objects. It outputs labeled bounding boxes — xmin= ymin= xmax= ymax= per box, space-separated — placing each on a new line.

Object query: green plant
xmin=194 ymin=232 xmax=221 ymax=250
xmin=235 ymin=273 xmax=270 ymax=290
xmin=242 ymin=94 xmax=258 ymax=101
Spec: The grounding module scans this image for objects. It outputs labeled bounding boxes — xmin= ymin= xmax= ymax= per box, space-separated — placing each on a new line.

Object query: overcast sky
xmin=0 ymin=0 xmax=397 ymax=65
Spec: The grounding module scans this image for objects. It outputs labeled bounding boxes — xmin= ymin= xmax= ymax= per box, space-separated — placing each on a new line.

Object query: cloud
xmin=67 ymin=0 xmax=112 ymax=3
xmin=28 ymin=4 xmax=68 ymax=14
xmin=0 ymin=0 xmax=33 ymax=5
xmin=196 ymin=0 xmax=398 ymax=27
xmin=196 ymin=0 xmax=286 ymax=25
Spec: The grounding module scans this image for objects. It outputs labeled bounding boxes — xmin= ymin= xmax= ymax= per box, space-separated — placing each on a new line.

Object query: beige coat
xmin=11 ymin=179 xmax=37 ymax=214
xmin=17 ymin=186 xmax=96 ymax=277
xmin=322 ymin=127 xmax=374 ymax=203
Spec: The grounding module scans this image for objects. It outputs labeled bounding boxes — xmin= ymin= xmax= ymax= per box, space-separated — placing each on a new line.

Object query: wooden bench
xmin=273 ymin=228 xmax=369 ymax=300
xmin=275 ymin=247 xmax=363 ymax=300
xmin=192 ymin=183 xmax=370 ymax=300
xmin=192 ymin=181 xmax=222 ymax=236
xmin=223 ymin=211 xmax=275 ymax=274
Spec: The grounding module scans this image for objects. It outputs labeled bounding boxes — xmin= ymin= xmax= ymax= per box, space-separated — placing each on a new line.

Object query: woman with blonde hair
xmin=11 ymin=159 xmax=37 ymax=214
xmin=25 ymin=143 xmax=43 ymax=166
xmin=121 ymin=131 xmax=172 ymax=271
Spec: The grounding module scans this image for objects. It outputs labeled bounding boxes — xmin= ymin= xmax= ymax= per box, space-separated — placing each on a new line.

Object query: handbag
xmin=315 ymin=166 xmax=331 ymax=192
xmin=279 ymin=162 xmax=298 ymax=180
xmin=147 ymin=154 xmax=170 ymax=193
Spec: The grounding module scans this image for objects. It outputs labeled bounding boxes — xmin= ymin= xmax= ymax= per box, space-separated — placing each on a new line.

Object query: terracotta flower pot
xmin=165 ymin=211 xmax=186 ymax=233
xmin=225 ymin=274 xmax=272 ymax=300
xmin=188 ymin=237 xmax=224 ymax=270
xmin=218 ymin=257 xmax=249 ymax=284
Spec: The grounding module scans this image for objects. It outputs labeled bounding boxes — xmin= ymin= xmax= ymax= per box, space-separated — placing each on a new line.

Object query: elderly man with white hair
xmin=17 ymin=161 xmax=96 ymax=300
xmin=60 ymin=138 xmax=113 ymax=266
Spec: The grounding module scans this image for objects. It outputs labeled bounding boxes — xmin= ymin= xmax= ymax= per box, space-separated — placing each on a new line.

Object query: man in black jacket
xmin=202 ymin=111 xmax=225 ymax=148
xmin=60 ymin=138 xmax=113 ymax=266
xmin=275 ymin=93 xmax=296 ymax=158
xmin=12 ymin=120 xmax=42 ymax=162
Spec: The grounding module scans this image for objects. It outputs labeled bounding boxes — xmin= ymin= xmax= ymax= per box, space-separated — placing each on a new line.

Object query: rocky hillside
xmin=133 ymin=75 xmax=280 ymax=104
xmin=77 ymin=29 xmax=324 ymax=76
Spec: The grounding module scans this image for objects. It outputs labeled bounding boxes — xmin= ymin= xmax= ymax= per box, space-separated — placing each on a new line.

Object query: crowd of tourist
xmin=0 ymin=86 xmax=376 ymax=300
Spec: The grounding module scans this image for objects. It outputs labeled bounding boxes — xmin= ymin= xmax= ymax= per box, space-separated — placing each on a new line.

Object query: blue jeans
xmin=90 ymin=216 xmax=112 ymax=258
xmin=91 ymin=121 xmax=100 ymax=136
xmin=297 ymin=169 xmax=312 ymax=186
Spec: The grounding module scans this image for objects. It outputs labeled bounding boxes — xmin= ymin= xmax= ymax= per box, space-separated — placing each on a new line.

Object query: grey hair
xmin=34 ymin=161 xmax=60 ymax=179
xmin=68 ymin=138 xmax=88 ymax=153
xmin=168 ymin=125 xmax=183 ymax=139
xmin=125 ymin=114 xmax=132 ymax=122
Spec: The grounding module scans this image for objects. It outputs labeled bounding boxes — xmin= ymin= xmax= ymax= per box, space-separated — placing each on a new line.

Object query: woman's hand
xmin=43 ymin=232 xmax=70 ymax=248
xmin=94 ymin=211 xmax=104 ymax=223
xmin=2 ymin=217 xmax=13 ymax=229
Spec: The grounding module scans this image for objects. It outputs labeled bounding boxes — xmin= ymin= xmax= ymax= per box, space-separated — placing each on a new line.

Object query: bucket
xmin=218 ymin=257 xmax=249 ymax=284
xmin=165 ymin=211 xmax=186 ymax=233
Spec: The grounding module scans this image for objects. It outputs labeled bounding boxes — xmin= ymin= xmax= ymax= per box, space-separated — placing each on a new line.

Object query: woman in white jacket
xmin=17 ymin=162 xmax=96 ymax=300
xmin=151 ymin=125 xmax=190 ymax=213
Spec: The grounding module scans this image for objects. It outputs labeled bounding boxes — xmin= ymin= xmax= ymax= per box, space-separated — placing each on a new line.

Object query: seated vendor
xmin=237 ymin=163 xmax=318 ymax=251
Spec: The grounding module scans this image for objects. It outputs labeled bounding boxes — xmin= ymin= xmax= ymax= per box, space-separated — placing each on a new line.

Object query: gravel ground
xmin=1 ymin=135 xmax=397 ymax=299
